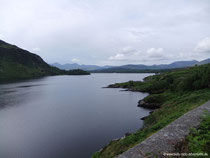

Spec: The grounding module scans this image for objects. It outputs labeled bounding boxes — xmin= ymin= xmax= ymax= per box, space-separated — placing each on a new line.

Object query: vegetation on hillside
xmin=109 ymin=64 xmax=210 ymax=93
xmin=187 ymin=112 xmax=210 ymax=154
xmin=175 ymin=112 xmax=210 ymax=155
xmin=92 ymin=64 xmax=210 ymax=158
xmin=0 ymin=40 xmax=90 ymax=82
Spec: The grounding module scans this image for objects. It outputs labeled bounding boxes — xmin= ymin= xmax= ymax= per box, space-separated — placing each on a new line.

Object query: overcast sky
xmin=0 ymin=0 xmax=210 ymax=65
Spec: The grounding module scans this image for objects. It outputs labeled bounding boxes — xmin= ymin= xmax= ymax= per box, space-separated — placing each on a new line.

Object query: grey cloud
xmin=194 ymin=37 xmax=210 ymax=53
xmin=0 ymin=0 xmax=210 ymax=65
xmin=109 ymin=47 xmax=168 ymax=63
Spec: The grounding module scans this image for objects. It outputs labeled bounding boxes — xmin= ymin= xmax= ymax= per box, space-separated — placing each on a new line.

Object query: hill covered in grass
xmin=0 ymin=40 xmax=90 ymax=82
xmin=93 ymin=63 xmax=210 ymax=158
xmin=109 ymin=63 xmax=210 ymax=93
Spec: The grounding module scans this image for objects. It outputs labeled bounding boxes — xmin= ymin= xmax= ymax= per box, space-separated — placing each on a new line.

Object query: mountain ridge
xmin=51 ymin=59 xmax=210 ymax=72
xmin=51 ymin=62 xmax=112 ymax=71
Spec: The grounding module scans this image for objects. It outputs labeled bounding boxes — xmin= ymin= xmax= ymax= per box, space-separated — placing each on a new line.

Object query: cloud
xmin=72 ymin=58 xmax=80 ymax=62
xmin=109 ymin=46 xmax=168 ymax=63
xmin=121 ymin=46 xmax=136 ymax=54
xmin=0 ymin=33 xmax=5 ymax=39
xmin=146 ymin=48 xmax=165 ymax=58
xmin=0 ymin=0 xmax=210 ymax=65
xmin=109 ymin=47 xmax=138 ymax=61
xmin=123 ymin=28 xmax=158 ymax=39
xmin=32 ymin=47 xmax=41 ymax=52
xmin=109 ymin=53 xmax=125 ymax=61
xmin=194 ymin=37 xmax=210 ymax=53
xmin=147 ymin=48 xmax=163 ymax=53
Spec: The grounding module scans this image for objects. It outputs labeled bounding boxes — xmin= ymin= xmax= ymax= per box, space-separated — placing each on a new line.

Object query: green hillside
xmin=109 ymin=64 xmax=210 ymax=93
xmin=93 ymin=63 xmax=210 ymax=158
xmin=0 ymin=40 xmax=89 ymax=82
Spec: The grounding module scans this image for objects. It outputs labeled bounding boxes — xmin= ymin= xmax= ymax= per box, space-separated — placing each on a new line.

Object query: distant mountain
xmin=112 ymin=60 xmax=199 ymax=70
xmin=196 ymin=58 xmax=210 ymax=65
xmin=52 ymin=58 xmax=210 ymax=73
xmin=51 ymin=63 xmax=112 ymax=71
xmin=0 ymin=40 xmax=89 ymax=81
xmin=160 ymin=60 xmax=199 ymax=69
xmin=91 ymin=59 xmax=210 ymax=73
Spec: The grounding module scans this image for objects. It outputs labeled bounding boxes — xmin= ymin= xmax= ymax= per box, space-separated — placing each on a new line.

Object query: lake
xmin=0 ymin=73 xmax=152 ymax=158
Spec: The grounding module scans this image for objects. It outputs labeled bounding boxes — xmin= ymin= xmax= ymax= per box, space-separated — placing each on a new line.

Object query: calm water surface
xmin=0 ymin=73 xmax=152 ymax=158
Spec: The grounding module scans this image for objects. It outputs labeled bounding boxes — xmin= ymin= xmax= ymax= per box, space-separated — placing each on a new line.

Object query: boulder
xmin=138 ymin=99 xmax=160 ymax=109
xmin=125 ymin=132 xmax=131 ymax=137
xmin=140 ymin=116 xmax=148 ymax=120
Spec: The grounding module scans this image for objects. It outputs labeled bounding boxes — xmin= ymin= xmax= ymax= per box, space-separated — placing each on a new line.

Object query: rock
xmin=112 ymin=138 xmax=120 ymax=141
xmin=137 ymin=99 xmax=160 ymax=109
xmin=125 ymin=132 xmax=131 ymax=137
xmin=122 ymin=85 xmax=128 ymax=88
xmin=149 ymin=110 xmax=154 ymax=114
xmin=140 ymin=116 xmax=148 ymax=120
xmin=138 ymin=100 xmax=145 ymax=106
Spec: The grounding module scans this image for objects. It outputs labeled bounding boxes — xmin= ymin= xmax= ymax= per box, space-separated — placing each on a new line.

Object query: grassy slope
xmin=92 ymin=64 xmax=210 ymax=158
xmin=175 ymin=112 xmax=210 ymax=155
xmin=187 ymin=112 xmax=210 ymax=154
xmin=0 ymin=40 xmax=89 ymax=82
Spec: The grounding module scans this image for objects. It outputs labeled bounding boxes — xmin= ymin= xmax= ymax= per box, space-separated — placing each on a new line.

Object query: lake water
xmin=0 ymin=73 xmax=152 ymax=158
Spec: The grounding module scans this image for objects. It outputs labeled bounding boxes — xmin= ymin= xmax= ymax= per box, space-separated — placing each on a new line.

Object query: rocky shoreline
xmin=137 ymin=99 xmax=160 ymax=109
xmin=107 ymin=84 xmax=161 ymax=110
xmin=106 ymin=83 xmax=161 ymax=135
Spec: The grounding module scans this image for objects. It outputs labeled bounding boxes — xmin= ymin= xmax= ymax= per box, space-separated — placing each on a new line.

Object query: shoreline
xmin=92 ymin=64 xmax=210 ymax=158
xmin=104 ymin=84 xmax=156 ymax=124
xmin=106 ymin=84 xmax=160 ymax=110
xmin=99 ymin=84 xmax=157 ymax=151
xmin=116 ymin=101 xmax=210 ymax=158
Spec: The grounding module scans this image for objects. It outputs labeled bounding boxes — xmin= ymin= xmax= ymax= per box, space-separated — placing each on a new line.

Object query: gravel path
xmin=116 ymin=101 xmax=210 ymax=158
